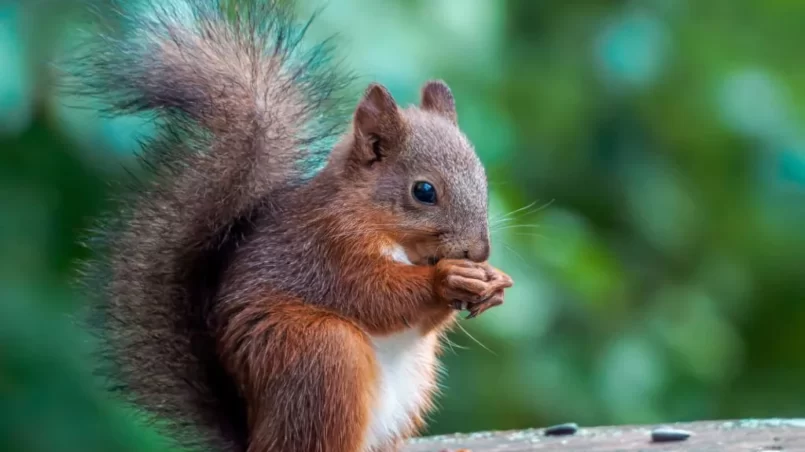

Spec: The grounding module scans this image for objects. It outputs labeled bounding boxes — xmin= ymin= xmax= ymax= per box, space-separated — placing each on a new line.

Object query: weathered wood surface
xmin=404 ymin=419 xmax=805 ymax=451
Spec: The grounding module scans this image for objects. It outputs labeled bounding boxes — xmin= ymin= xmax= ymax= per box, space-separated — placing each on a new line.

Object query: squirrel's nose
xmin=464 ymin=240 xmax=490 ymax=263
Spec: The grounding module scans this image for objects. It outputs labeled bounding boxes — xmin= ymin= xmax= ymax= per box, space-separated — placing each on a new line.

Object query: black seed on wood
xmin=651 ymin=427 xmax=692 ymax=442
xmin=544 ymin=422 xmax=579 ymax=436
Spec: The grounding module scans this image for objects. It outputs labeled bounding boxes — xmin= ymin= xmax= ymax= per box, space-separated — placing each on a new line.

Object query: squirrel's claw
xmin=465 ymin=290 xmax=504 ymax=319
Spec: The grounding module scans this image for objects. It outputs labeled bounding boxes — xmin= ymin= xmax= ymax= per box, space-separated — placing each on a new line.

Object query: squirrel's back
xmin=67 ymin=1 xmax=352 ymax=449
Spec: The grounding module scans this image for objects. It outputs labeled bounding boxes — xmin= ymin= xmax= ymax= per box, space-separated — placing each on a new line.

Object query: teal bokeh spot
xmin=595 ymin=10 xmax=669 ymax=88
xmin=0 ymin=3 xmax=32 ymax=134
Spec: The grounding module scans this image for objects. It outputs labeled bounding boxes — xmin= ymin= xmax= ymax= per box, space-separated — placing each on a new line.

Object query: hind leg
xmin=218 ymin=300 xmax=377 ymax=452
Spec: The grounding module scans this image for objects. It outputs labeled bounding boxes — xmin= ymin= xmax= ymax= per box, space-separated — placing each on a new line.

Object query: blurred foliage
xmin=2 ymin=0 xmax=805 ymax=450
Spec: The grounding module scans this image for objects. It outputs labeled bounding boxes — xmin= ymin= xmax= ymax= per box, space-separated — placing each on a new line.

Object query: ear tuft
xmin=420 ymin=80 xmax=457 ymax=124
xmin=353 ymin=83 xmax=403 ymax=165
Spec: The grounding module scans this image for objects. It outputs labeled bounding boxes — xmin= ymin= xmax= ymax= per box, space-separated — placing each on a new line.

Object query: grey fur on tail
xmin=61 ymin=1 xmax=354 ymax=450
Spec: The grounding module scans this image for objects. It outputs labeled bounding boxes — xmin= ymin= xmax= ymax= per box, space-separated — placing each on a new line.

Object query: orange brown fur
xmin=218 ymin=299 xmax=376 ymax=452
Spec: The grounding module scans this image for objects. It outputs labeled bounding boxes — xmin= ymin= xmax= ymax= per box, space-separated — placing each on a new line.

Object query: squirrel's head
xmin=331 ymin=80 xmax=489 ymax=265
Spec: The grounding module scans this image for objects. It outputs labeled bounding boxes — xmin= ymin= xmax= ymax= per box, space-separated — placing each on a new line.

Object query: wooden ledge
xmin=405 ymin=419 xmax=805 ymax=451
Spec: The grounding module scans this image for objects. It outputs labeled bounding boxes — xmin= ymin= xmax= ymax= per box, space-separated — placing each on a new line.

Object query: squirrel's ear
xmin=352 ymin=83 xmax=404 ymax=165
xmin=420 ymin=80 xmax=457 ymax=124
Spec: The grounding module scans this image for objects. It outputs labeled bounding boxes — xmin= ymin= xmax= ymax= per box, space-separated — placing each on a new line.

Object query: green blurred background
xmin=2 ymin=0 xmax=805 ymax=450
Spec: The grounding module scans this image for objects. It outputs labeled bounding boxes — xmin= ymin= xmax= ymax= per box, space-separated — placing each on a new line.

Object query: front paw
xmin=434 ymin=260 xmax=513 ymax=317
xmin=466 ymin=265 xmax=512 ymax=318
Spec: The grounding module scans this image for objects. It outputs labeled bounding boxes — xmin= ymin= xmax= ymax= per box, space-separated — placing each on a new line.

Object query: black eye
xmin=412 ymin=181 xmax=437 ymax=205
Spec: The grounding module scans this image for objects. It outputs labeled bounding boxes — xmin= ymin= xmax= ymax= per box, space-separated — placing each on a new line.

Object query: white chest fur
xmin=363 ymin=329 xmax=439 ymax=451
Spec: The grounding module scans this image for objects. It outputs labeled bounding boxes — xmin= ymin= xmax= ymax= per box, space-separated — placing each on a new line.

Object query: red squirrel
xmin=70 ymin=0 xmax=513 ymax=451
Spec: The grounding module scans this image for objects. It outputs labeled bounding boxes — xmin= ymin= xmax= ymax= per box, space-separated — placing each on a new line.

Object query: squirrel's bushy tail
xmin=64 ymin=1 xmax=352 ymax=450
xmin=70 ymin=0 xmax=351 ymax=216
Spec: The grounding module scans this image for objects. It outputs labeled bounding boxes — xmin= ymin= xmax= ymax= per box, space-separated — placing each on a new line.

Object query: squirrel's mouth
xmin=408 ymin=255 xmax=440 ymax=266
xmin=398 ymin=241 xmax=442 ymax=266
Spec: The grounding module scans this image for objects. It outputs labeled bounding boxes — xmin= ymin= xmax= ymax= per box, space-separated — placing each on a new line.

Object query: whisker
xmin=501 ymin=242 xmax=537 ymax=272
xmin=490 ymin=217 xmax=515 ymax=226
xmin=490 ymin=199 xmax=556 ymax=227
xmin=507 ymin=232 xmax=548 ymax=240
xmin=531 ymin=198 xmax=556 ymax=214
xmin=454 ymin=320 xmax=496 ymax=356
xmin=491 ymin=224 xmax=543 ymax=232
xmin=441 ymin=335 xmax=467 ymax=355
xmin=489 ymin=200 xmax=538 ymax=224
